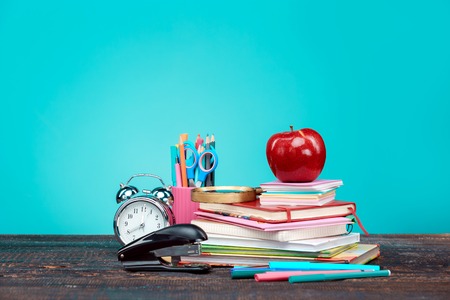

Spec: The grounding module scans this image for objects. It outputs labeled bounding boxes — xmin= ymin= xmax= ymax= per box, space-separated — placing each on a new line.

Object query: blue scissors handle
xmin=183 ymin=142 xmax=199 ymax=183
xmin=196 ymin=147 xmax=218 ymax=187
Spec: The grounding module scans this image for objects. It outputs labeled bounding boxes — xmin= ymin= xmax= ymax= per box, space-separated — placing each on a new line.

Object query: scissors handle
xmin=188 ymin=178 xmax=196 ymax=187
xmin=183 ymin=142 xmax=199 ymax=180
xmin=196 ymin=148 xmax=218 ymax=187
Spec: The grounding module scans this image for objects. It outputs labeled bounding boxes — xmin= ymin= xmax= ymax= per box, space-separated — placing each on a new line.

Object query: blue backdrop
xmin=1 ymin=1 xmax=449 ymax=234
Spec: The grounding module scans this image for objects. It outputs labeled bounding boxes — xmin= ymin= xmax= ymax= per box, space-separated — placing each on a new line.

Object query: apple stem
xmin=290 ymin=125 xmax=293 ymax=132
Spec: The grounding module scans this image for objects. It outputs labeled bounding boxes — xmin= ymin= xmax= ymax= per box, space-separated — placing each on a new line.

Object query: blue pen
xmin=269 ymin=262 xmax=380 ymax=271
xmin=288 ymin=270 xmax=391 ymax=283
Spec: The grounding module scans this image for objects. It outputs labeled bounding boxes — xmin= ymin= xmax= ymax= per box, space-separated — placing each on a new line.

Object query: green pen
xmin=288 ymin=270 xmax=391 ymax=283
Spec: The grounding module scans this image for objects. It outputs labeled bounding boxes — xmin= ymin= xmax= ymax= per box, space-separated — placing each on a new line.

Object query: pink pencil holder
xmin=171 ymin=187 xmax=199 ymax=224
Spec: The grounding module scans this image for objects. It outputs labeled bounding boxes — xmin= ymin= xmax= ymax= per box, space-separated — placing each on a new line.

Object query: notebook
xmin=198 ymin=200 xmax=356 ymax=223
xmin=192 ymin=218 xmax=352 ymax=242
xmin=180 ymin=242 xmax=378 ymax=267
xmin=180 ymin=234 xmax=361 ymax=266
xmin=194 ymin=211 xmax=353 ymax=231
xmin=260 ymin=179 xmax=343 ymax=192
xmin=202 ymin=233 xmax=360 ymax=252
xmin=200 ymin=243 xmax=358 ymax=259
xmin=318 ymin=243 xmax=380 ymax=264
xmin=259 ymin=190 xmax=336 ymax=206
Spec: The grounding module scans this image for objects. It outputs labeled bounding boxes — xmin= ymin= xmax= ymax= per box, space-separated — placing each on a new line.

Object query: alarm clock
xmin=113 ymin=173 xmax=175 ymax=245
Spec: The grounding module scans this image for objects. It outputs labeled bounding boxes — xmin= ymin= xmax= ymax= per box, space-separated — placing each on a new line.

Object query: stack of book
xmin=181 ymin=179 xmax=379 ymax=267
xmin=258 ymin=179 xmax=343 ymax=206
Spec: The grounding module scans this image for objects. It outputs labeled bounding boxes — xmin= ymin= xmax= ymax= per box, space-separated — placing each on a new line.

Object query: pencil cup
xmin=171 ymin=187 xmax=199 ymax=224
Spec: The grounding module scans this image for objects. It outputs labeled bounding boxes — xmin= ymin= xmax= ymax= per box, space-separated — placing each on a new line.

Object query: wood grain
xmin=0 ymin=234 xmax=449 ymax=299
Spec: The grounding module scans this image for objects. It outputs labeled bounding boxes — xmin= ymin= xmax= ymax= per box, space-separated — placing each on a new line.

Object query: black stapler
xmin=117 ymin=224 xmax=211 ymax=273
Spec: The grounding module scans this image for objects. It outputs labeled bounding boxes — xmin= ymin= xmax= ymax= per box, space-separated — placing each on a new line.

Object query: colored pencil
xmin=179 ymin=134 xmax=188 ymax=187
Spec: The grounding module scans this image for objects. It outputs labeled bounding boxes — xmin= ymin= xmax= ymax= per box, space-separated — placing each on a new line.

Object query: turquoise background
xmin=1 ymin=1 xmax=449 ymax=235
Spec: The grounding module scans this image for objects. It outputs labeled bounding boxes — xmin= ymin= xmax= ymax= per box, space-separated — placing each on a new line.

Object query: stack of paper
xmin=181 ymin=179 xmax=380 ymax=267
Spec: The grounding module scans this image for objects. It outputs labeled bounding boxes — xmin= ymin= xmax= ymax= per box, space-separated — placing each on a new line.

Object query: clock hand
xmin=128 ymin=222 xmax=146 ymax=233
xmin=127 ymin=224 xmax=141 ymax=234
xmin=127 ymin=211 xmax=147 ymax=234
xmin=139 ymin=215 xmax=145 ymax=230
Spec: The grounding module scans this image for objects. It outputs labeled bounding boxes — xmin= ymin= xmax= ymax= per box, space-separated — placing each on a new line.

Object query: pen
xmin=231 ymin=267 xmax=272 ymax=279
xmin=170 ymin=145 xmax=178 ymax=186
xmin=288 ymin=270 xmax=391 ymax=283
xmin=269 ymin=262 xmax=380 ymax=271
xmin=255 ymin=270 xmax=364 ymax=282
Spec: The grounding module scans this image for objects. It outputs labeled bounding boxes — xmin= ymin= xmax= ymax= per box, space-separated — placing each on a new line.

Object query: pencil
xmin=205 ymin=134 xmax=212 ymax=186
xmin=178 ymin=134 xmax=188 ymax=187
xmin=210 ymin=134 xmax=215 ymax=185
xmin=195 ymin=134 xmax=203 ymax=151
xmin=175 ymin=163 xmax=182 ymax=187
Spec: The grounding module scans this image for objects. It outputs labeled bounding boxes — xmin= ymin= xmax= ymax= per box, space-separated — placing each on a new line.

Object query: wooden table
xmin=1 ymin=234 xmax=449 ymax=299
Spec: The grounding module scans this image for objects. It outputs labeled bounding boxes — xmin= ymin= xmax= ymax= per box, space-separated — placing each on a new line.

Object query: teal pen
xmin=231 ymin=267 xmax=272 ymax=279
xmin=170 ymin=145 xmax=178 ymax=186
xmin=269 ymin=261 xmax=380 ymax=271
xmin=288 ymin=270 xmax=391 ymax=283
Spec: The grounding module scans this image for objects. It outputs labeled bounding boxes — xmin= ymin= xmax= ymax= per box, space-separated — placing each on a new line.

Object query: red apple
xmin=266 ymin=126 xmax=326 ymax=182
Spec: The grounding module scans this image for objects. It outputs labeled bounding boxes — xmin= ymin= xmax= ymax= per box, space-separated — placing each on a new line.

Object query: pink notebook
xmin=260 ymin=179 xmax=343 ymax=192
xmin=194 ymin=211 xmax=353 ymax=231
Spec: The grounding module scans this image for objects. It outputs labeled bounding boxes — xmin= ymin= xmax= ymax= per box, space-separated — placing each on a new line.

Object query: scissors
xmin=184 ymin=141 xmax=218 ymax=187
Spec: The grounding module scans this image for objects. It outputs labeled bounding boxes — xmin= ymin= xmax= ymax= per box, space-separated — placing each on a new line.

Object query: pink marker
xmin=255 ymin=270 xmax=364 ymax=282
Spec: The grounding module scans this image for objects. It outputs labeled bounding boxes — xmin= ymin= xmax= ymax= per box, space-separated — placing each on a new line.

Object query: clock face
xmin=115 ymin=198 xmax=170 ymax=245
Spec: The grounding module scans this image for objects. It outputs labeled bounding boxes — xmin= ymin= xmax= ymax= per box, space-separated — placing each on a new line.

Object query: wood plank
xmin=0 ymin=234 xmax=449 ymax=299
